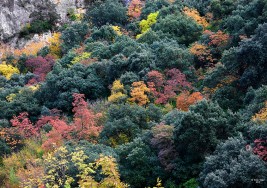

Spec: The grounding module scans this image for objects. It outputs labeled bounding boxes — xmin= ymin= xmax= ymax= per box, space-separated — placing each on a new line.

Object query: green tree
xmin=153 ymin=13 xmax=203 ymax=46
xmin=86 ymin=0 xmax=127 ymax=26
xmin=61 ymin=23 xmax=89 ymax=53
xmin=173 ymin=100 xmax=240 ymax=181
xmin=199 ymin=137 xmax=267 ymax=188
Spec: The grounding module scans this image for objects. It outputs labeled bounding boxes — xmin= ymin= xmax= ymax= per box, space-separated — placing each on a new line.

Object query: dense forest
xmin=0 ymin=0 xmax=267 ymax=187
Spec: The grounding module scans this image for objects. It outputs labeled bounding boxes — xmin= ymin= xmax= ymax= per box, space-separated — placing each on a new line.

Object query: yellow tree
xmin=137 ymin=11 xmax=159 ymax=38
xmin=71 ymin=150 xmax=127 ymax=188
xmin=95 ymin=155 xmax=127 ymax=188
xmin=108 ymin=80 xmax=127 ymax=104
xmin=252 ymin=101 xmax=267 ymax=123
xmin=0 ymin=63 xmax=19 ymax=79
xmin=128 ymin=81 xmax=150 ymax=106
xmin=48 ymin=32 xmax=62 ymax=58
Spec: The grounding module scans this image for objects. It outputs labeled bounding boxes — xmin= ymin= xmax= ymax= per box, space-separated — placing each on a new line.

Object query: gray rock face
xmin=0 ymin=0 xmax=86 ymax=42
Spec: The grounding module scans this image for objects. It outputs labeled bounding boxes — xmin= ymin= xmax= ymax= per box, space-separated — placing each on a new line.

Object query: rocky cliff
xmin=0 ymin=0 xmax=86 ymax=43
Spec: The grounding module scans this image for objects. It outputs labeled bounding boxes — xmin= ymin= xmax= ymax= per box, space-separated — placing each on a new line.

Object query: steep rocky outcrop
xmin=0 ymin=0 xmax=86 ymax=43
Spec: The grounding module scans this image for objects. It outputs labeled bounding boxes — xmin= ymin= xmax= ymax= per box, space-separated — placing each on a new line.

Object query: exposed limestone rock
xmin=0 ymin=0 xmax=86 ymax=43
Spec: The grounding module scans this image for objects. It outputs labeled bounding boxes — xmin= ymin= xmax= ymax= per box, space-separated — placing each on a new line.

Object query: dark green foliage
xmin=86 ymin=35 xmax=142 ymax=60
xmin=0 ymin=139 xmax=10 ymax=156
xmin=150 ymin=39 xmax=194 ymax=72
xmin=65 ymin=140 xmax=117 ymax=162
xmin=162 ymin=109 xmax=186 ymax=126
xmin=199 ymin=137 xmax=267 ymax=188
xmin=100 ymin=104 xmax=162 ymax=146
xmin=37 ymin=46 xmax=50 ymax=57
xmin=16 ymin=55 xmax=29 ymax=74
xmin=153 ymin=14 xmax=203 ymax=46
xmin=210 ymin=0 xmax=239 ymax=19
xmin=116 ymin=137 xmax=164 ymax=188
xmin=107 ymin=54 xmax=130 ymax=82
xmin=140 ymin=0 xmax=170 ymax=19
xmin=57 ymin=51 xmax=76 ymax=68
xmin=29 ymin=20 xmax=53 ymax=34
xmin=203 ymin=64 xmax=227 ymax=88
xmin=137 ymin=29 xmax=160 ymax=44
xmin=90 ymin=25 xmax=118 ymax=42
xmin=127 ymin=50 xmax=156 ymax=76
xmin=36 ymin=63 xmax=108 ymax=111
xmin=61 ymin=23 xmax=89 ymax=53
xmin=0 ymin=87 xmax=41 ymax=119
xmin=222 ymin=23 xmax=267 ymax=89
xmin=173 ymin=100 xmax=240 ymax=181
xmin=241 ymin=86 xmax=267 ymax=121
xmin=242 ymin=122 xmax=267 ymax=143
xmin=223 ymin=0 xmax=267 ymax=40
xmin=86 ymin=0 xmax=127 ymax=26
xmin=184 ymin=0 xmax=211 ymax=15
xmin=211 ymin=85 xmax=244 ymax=111
xmin=119 ymin=71 xmax=140 ymax=93
xmin=120 ymin=71 xmax=140 ymax=86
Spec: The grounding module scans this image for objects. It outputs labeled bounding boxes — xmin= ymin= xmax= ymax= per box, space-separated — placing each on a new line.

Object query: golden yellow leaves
xmin=129 ymin=81 xmax=150 ymax=106
xmin=0 ymin=63 xmax=20 ymax=79
xmin=48 ymin=32 xmax=62 ymax=58
xmin=252 ymin=101 xmax=267 ymax=123
xmin=183 ymin=7 xmax=209 ymax=28
xmin=108 ymin=80 xmax=127 ymax=104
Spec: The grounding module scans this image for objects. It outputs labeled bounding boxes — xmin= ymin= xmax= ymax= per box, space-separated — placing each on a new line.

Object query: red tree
xmin=41 ymin=94 xmax=103 ymax=150
xmin=25 ymin=55 xmax=55 ymax=83
xmin=41 ymin=118 xmax=73 ymax=151
xmin=10 ymin=112 xmax=38 ymax=138
xmin=147 ymin=69 xmax=192 ymax=104
xmin=176 ymin=91 xmax=203 ymax=111
xmin=127 ymin=0 xmax=144 ymax=20
xmin=253 ymin=139 xmax=267 ymax=162
xmin=72 ymin=93 xmax=102 ymax=141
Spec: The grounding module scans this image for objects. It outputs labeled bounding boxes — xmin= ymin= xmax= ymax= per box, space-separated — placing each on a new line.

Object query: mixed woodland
xmin=0 ymin=0 xmax=267 ymax=187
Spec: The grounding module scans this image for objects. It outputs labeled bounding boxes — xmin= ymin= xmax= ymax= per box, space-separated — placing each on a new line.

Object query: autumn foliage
xmin=48 ymin=32 xmax=62 ymax=58
xmin=208 ymin=30 xmax=230 ymax=48
xmin=190 ymin=43 xmax=214 ymax=66
xmin=252 ymin=101 xmax=267 ymax=123
xmin=129 ymin=81 xmax=150 ymax=106
xmin=10 ymin=112 xmax=38 ymax=138
xmin=14 ymin=40 xmax=48 ymax=57
xmin=42 ymin=94 xmax=102 ymax=150
xmin=147 ymin=69 xmax=192 ymax=104
xmin=25 ymin=55 xmax=55 ymax=82
xmin=151 ymin=124 xmax=177 ymax=171
xmin=108 ymin=80 xmax=127 ymax=103
xmin=253 ymin=139 xmax=267 ymax=162
xmin=183 ymin=7 xmax=209 ymax=28
xmin=9 ymin=93 xmax=102 ymax=151
xmin=71 ymin=93 xmax=102 ymax=141
xmin=0 ymin=63 xmax=20 ymax=79
xmin=127 ymin=0 xmax=144 ymax=20
xmin=0 ymin=128 xmax=23 ymax=150
xmin=176 ymin=91 xmax=204 ymax=111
